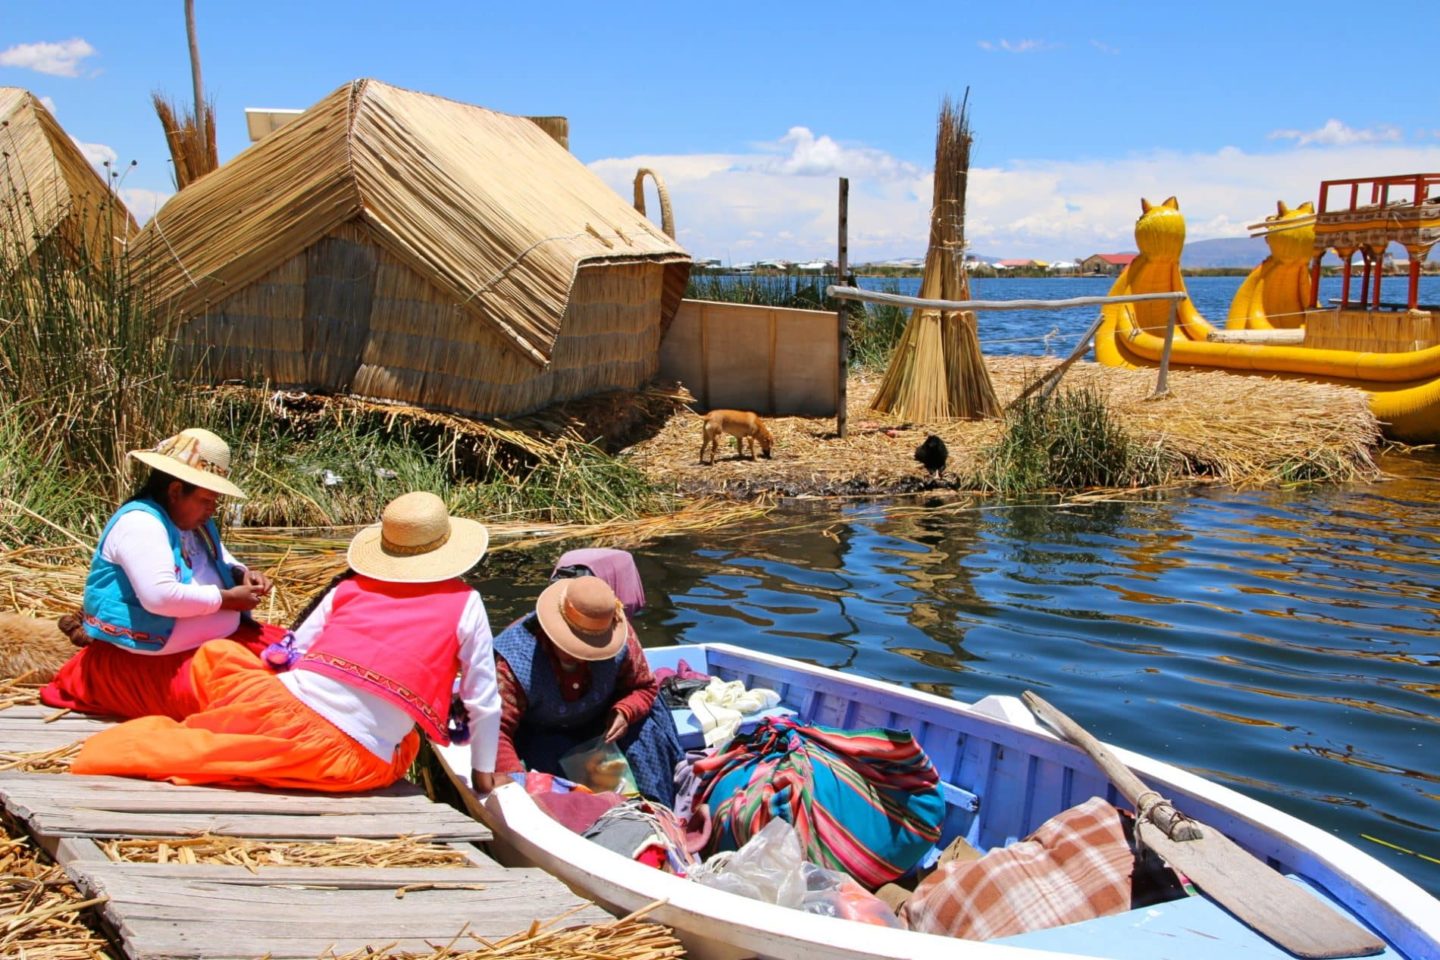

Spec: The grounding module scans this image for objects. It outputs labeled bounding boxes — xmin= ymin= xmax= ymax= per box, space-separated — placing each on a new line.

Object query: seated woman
xmin=41 ymin=428 xmax=281 ymax=720
xmin=71 ymin=491 xmax=503 ymax=794
xmin=493 ymin=575 xmax=683 ymax=805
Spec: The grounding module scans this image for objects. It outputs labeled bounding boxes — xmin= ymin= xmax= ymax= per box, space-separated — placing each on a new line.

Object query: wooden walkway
xmin=1 ymin=705 xmax=611 ymax=959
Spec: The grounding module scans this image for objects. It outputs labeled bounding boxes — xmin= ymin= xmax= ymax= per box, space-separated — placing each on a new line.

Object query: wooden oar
xmin=1021 ymin=691 xmax=1385 ymax=960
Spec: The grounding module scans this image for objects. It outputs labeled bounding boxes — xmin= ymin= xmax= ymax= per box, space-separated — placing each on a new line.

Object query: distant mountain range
xmin=1183 ymin=237 xmax=1433 ymax=268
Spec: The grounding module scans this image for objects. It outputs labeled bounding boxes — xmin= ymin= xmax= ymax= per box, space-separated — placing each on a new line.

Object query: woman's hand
xmin=472 ymin=770 xmax=510 ymax=794
xmin=219 ymin=583 xmax=263 ymax=611
xmin=603 ymin=709 xmax=628 ymax=744
xmin=242 ymin=568 xmax=273 ymax=597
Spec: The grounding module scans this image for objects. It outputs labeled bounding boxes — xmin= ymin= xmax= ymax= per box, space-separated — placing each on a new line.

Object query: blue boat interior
xmin=646 ymin=643 xmax=1403 ymax=959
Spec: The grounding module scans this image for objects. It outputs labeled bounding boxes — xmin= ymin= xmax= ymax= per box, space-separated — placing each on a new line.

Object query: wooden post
xmin=836 ymin=177 xmax=850 ymax=438
xmin=1308 ymin=253 xmax=1323 ymax=310
xmin=1150 ymin=297 xmax=1178 ymax=399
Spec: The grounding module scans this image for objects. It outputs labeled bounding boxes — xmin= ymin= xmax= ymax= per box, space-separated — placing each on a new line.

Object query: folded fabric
xmin=687 ymin=677 xmax=781 ymax=747
xmin=653 ymin=657 xmax=711 ymax=685
xmin=902 ymin=796 xmax=1133 ymax=941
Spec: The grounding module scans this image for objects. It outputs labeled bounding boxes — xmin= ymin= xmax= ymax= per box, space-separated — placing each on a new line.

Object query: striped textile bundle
xmin=693 ymin=716 xmax=945 ymax=889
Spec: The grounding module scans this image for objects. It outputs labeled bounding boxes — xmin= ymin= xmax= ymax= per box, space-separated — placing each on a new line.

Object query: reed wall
xmin=175 ymin=220 xmax=680 ymax=418
xmin=1304 ymin=308 xmax=1440 ymax=353
xmin=660 ymin=299 xmax=839 ymax=416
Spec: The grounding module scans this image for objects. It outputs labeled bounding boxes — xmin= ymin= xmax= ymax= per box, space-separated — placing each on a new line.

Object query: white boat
xmin=436 ymin=643 xmax=1439 ymax=960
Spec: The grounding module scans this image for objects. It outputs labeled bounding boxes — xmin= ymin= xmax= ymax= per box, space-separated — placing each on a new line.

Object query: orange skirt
xmin=41 ymin=619 xmax=282 ymax=720
xmin=72 ymin=639 xmax=420 ymax=793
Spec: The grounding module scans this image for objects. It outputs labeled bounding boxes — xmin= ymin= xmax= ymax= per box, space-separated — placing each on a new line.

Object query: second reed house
xmin=134 ymin=79 xmax=691 ymax=418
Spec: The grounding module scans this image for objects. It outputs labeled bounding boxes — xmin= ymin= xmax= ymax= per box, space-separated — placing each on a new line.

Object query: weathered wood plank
xmin=68 ymin=859 xmax=611 ymax=960
xmin=0 ymin=772 xmax=491 ymax=842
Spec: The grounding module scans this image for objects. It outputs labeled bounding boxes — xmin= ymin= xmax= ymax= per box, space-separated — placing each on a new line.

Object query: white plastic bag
xmin=691 ymin=818 xmax=808 ymax=906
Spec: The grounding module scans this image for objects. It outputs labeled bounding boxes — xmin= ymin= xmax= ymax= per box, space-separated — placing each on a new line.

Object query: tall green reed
xmin=968 ymin=388 xmax=1172 ymax=495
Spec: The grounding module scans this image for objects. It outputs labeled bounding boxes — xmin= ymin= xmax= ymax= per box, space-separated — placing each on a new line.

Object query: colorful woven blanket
xmin=694 ymin=716 xmax=944 ymax=889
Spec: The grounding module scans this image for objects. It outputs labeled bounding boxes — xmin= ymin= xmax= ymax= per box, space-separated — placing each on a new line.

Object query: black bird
xmin=914 ymin=434 xmax=948 ymax=478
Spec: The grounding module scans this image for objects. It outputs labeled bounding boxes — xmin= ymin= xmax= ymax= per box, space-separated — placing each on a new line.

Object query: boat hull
xmin=437 ymin=643 xmax=1439 ymax=960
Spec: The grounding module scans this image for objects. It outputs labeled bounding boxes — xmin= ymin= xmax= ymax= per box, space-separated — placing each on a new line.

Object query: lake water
xmin=476 ymin=274 xmax=1440 ymax=898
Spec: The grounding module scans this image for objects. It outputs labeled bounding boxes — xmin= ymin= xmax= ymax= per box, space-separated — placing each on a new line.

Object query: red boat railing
xmin=1311 ymin=173 xmax=1440 ymax=311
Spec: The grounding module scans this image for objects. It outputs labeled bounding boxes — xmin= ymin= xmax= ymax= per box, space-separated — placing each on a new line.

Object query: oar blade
xmin=1138 ymin=821 xmax=1385 ymax=959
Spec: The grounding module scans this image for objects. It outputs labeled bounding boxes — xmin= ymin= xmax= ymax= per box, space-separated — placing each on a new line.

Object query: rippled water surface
xmin=477 ymin=274 xmax=1440 ymax=896
xmin=477 ymin=470 xmax=1440 ymax=899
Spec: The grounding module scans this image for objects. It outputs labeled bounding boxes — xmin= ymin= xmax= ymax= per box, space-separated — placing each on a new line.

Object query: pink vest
xmin=294 ymin=575 xmax=472 ymax=743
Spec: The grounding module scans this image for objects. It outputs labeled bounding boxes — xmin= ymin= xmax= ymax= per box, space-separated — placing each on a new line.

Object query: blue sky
xmin=4 ymin=2 xmax=1438 ymax=262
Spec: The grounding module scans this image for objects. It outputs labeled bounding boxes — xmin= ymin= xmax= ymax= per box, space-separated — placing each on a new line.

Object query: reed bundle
xmin=0 ymin=827 xmax=114 ymax=959
xmin=318 ymin=901 xmax=684 ymax=960
xmin=100 ymin=834 xmax=471 ymax=871
xmin=0 ymin=741 xmax=81 ymax=774
xmin=871 ymin=93 xmax=999 ymax=422
xmin=150 ymin=92 xmax=217 ymax=189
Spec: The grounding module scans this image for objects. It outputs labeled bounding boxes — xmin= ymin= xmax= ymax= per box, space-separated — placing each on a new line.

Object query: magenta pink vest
xmin=294 ymin=575 xmax=472 ymax=743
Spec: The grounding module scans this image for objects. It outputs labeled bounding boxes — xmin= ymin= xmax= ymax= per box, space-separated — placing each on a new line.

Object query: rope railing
xmin=826 ymin=285 xmax=1189 ymax=402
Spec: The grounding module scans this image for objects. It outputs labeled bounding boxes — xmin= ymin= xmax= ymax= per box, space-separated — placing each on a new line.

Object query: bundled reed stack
xmin=152 ymin=92 xmax=217 ymax=188
xmin=871 ymin=94 xmax=999 ymax=422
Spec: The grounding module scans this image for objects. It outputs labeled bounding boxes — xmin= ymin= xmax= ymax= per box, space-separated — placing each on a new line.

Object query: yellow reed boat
xmin=1095 ymin=174 xmax=1440 ymax=442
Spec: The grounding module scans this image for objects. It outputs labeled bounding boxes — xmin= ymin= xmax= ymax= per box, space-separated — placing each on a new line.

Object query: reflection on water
xmin=474 ymin=450 xmax=1440 ymax=896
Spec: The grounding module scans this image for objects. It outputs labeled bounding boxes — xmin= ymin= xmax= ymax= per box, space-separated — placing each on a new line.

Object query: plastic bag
xmin=691 ymin=819 xmax=903 ymax=926
xmin=692 ymin=818 xmax=807 ymax=906
xmin=559 ymin=735 xmax=637 ymax=795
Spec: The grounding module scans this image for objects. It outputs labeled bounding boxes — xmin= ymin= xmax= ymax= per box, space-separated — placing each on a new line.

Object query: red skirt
xmin=71 ymin=639 xmax=421 ymax=793
xmin=40 ymin=618 xmax=283 ymax=720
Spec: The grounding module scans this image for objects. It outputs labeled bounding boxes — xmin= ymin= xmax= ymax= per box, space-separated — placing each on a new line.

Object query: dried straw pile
xmin=319 ymin=902 xmax=684 ymax=960
xmin=870 ymin=93 xmax=999 ymax=422
xmin=0 ymin=741 xmax=81 ymax=774
xmin=101 ymin=834 xmax=471 ymax=871
xmin=0 ymin=672 xmax=43 ymax=709
xmin=625 ymin=358 xmax=1381 ymax=498
xmin=1 ymin=819 xmax=114 ymax=959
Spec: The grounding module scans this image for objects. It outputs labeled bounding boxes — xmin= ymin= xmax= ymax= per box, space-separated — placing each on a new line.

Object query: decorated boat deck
xmin=0 ymin=704 xmax=613 ymax=959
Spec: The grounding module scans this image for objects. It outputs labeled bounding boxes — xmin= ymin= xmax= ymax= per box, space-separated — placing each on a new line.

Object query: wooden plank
xmin=66 ymin=859 xmax=611 ymax=960
xmin=21 ymin=809 xmax=489 ymax=841
xmin=1 ymin=773 xmax=490 ymax=842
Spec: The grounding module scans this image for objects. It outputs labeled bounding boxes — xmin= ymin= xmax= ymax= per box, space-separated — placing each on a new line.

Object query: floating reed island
xmin=623 ymin=357 xmax=1383 ymax=499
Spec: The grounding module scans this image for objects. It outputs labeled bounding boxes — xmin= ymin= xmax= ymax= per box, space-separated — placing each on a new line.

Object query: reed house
xmin=0 ymin=87 xmax=136 ymax=271
xmin=133 ymin=79 xmax=691 ymax=418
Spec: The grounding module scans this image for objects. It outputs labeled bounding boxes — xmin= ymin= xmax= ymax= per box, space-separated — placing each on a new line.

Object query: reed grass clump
xmin=970 ymin=388 xmax=1171 ymax=495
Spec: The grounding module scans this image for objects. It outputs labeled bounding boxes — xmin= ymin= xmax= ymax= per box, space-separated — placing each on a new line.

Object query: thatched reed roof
xmin=132 ymin=78 xmax=690 ymax=366
xmin=0 ymin=87 xmax=136 ymax=265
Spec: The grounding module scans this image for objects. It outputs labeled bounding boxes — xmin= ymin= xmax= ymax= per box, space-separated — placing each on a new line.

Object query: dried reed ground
xmin=625 ymin=358 xmax=1382 ymax=497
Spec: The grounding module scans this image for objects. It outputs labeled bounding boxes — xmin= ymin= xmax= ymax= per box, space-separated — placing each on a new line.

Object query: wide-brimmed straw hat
xmin=347 ymin=492 xmax=489 ymax=584
xmin=129 ymin=428 xmax=246 ymax=499
xmin=536 ymin=576 xmax=627 ymax=661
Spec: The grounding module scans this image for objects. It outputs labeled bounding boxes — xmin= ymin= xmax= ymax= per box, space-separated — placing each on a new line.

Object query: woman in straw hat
xmin=41 ymin=428 xmax=284 ymax=720
xmin=492 ymin=574 xmax=683 ymax=805
xmin=72 ymin=491 xmax=503 ymax=794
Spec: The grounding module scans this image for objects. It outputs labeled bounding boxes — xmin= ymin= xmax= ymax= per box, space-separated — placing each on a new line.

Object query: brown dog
xmin=0 ymin=611 xmax=73 ymax=684
xmin=699 ymin=409 xmax=774 ymax=464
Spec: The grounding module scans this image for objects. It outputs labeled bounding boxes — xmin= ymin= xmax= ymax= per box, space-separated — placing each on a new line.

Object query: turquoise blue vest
xmin=82 ymin=499 xmax=235 ymax=651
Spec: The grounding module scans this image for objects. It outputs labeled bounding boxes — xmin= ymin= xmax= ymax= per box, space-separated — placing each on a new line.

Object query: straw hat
xmin=536 ymin=576 xmax=627 ymax=661
xmin=347 ymin=492 xmax=489 ymax=583
xmin=129 ymin=428 xmax=246 ymax=499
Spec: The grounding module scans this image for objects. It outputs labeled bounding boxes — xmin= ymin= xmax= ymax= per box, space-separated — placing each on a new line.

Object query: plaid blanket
xmin=903 ymin=796 xmax=1134 ymax=941
xmin=693 ymin=716 xmax=944 ymax=889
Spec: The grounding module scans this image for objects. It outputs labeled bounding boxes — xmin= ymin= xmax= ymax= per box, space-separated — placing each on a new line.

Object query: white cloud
xmin=1090 ymin=40 xmax=1120 ymax=55
xmin=73 ymin=138 xmax=117 ymax=169
xmin=977 ymin=39 xmax=1050 ymax=53
xmin=590 ymin=132 xmax=1440 ymax=263
xmin=742 ymin=127 xmax=922 ymax=180
xmin=1269 ymin=119 xmax=1402 ymax=147
xmin=119 ymin=187 xmax=171 ymax=224
xmin=40 ymin=95 xmax=57 ymax=113
xmin=0 ymin=38 xmax=97 ymax=78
